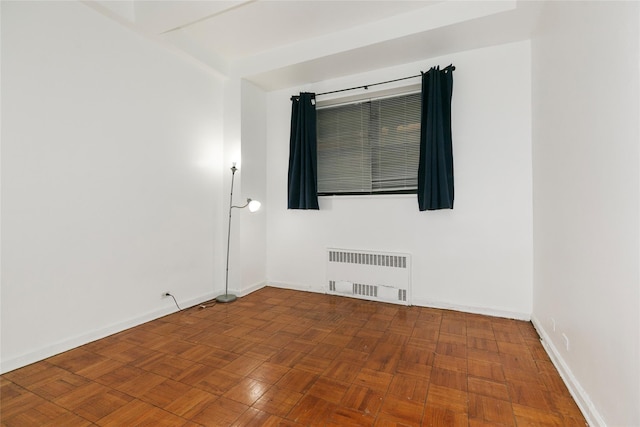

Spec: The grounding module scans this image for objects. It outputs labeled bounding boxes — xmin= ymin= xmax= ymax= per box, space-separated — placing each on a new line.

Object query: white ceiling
xmin=87 ymin=0 xmax=541 ymax=90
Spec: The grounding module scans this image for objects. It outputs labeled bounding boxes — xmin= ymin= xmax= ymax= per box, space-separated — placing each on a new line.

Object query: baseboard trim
xmin=0 ymin=292 xmax=217 ymax=374
xmin=412 ymin=298 xmax=531 ymax=321
xmin=530 ymin=314 xmax=605 ymax=427
xmin=266 ymin=281 xmax=329 ymax=295
xmin=235 ymin=281 xmax=267 ymax=297
xmin=266 ymin=282 xmax=530 ymax=321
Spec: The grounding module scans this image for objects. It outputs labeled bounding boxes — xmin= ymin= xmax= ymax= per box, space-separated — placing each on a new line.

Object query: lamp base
xmin=215 ymin=293 xmax=237 ymax=303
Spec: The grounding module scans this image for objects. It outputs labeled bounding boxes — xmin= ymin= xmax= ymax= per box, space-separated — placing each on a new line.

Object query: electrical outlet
xmin=562 ymin=333 xmax=570 ymax=351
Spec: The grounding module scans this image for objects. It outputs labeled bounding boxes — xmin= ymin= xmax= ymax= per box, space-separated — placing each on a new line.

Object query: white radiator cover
xmin=327 ymin=248 xmax=411 ymax=305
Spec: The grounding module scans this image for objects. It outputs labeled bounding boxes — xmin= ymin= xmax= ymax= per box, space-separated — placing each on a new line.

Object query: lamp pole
xmin=217 ymin=163 xmax=238 ymax=303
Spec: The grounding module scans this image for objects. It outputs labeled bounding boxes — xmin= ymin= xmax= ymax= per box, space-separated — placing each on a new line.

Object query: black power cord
xmin=164 ymin=293 xmax=218 ymax=311
xmin=163 ymin=292 xmax=183 ymax=311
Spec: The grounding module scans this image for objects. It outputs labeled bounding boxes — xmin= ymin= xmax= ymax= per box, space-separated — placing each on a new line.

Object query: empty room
xmin=1 ymin=1 xmax=638 ymax=426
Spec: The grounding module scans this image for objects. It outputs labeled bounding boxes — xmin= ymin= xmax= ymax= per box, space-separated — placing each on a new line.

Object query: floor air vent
xmin=327 ymin=249 xmax=411 ymax=305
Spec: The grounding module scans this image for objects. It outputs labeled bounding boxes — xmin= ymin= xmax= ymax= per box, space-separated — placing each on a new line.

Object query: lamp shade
xmin=248 ymin=199 xmax=261 ymax=212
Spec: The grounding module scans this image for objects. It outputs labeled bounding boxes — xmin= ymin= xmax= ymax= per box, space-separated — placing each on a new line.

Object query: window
xmin=316 ymin=92 xmax=421 ymax=195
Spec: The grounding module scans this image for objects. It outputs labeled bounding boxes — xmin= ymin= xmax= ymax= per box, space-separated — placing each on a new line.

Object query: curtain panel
xmin=418 ymin=65 xmax=455 ymax=211
xmin=288 ymin=92 xmax=320 ymax=210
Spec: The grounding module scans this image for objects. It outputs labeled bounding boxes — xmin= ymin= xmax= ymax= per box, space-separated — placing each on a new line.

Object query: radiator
xmin=327 ymin=248 xmax=411 ymax=306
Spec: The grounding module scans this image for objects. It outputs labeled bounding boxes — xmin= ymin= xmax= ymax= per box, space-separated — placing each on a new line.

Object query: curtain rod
xmin=315 ymin=74 xmax=421 ymax=97
xmin=290 ymin=65 xmax=455 ymax=100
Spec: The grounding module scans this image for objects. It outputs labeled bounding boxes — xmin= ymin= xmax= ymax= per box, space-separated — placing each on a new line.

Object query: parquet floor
xmin=1 ymin=287 xmax=587 ymax=426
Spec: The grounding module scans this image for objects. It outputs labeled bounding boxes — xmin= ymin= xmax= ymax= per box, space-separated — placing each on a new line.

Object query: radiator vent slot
xmin=328 ymin=250 xmax=407 ymax=269
xmin=327 ymin=248 xmax=411 ymax=306
xmin=354 ymin=283 xmax=378 ymax=298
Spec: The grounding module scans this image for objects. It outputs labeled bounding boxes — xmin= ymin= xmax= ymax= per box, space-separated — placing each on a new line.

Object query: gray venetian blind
xmin=317 ymin=92 xmax=421 ymax=195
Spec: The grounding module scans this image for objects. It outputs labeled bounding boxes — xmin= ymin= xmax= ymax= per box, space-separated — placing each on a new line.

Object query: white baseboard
xmin=531 ymin=314 xmax=605 ymax=427
xmin=0 ymin=292 xmax=217 ymax=374
xmin=266 ymin=281 xmax=328 ymax=295
xmin=412 ymin=297 xmax=531 ymax=321
xmin=266 ymin=282 xmax=530 ymax=321
xmin=235 ymin=281 xmax=267 ymax=297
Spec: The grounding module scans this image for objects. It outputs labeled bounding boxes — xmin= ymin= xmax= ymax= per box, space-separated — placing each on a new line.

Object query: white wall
xmin=531 ymin=2 xmax=640 ymax=426
xmin=221 ymin=78 xmax=242 ymax=296
xmin=265 ymin=41 xmax=533 ymax=319
xmin=218 ymin=78 xmax=268 ymax=297
xmin=1 ymin=1 xmax=225 ymax=372
xmin=239 ymin=80 xmax=267 ymax=293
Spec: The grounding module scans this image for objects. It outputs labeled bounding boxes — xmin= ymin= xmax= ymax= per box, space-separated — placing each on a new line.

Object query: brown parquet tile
xmin=1 ymin=287 xmax=588 ymax=426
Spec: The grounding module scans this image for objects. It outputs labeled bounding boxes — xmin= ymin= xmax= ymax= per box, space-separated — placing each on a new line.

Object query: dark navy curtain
xmin=418 ymin=65 xmax=455 ymax=211
xmin=288 ymin=92 xmax=319 ymax=210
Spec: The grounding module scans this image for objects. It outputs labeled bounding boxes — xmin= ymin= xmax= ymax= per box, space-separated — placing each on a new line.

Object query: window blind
xmin=317 ymin=92 xmax=421 ymax=195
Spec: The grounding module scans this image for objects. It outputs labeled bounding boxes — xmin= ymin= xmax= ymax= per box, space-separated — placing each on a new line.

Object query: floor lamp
xmin=216 ymin=163 xmax=261 ymax=303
